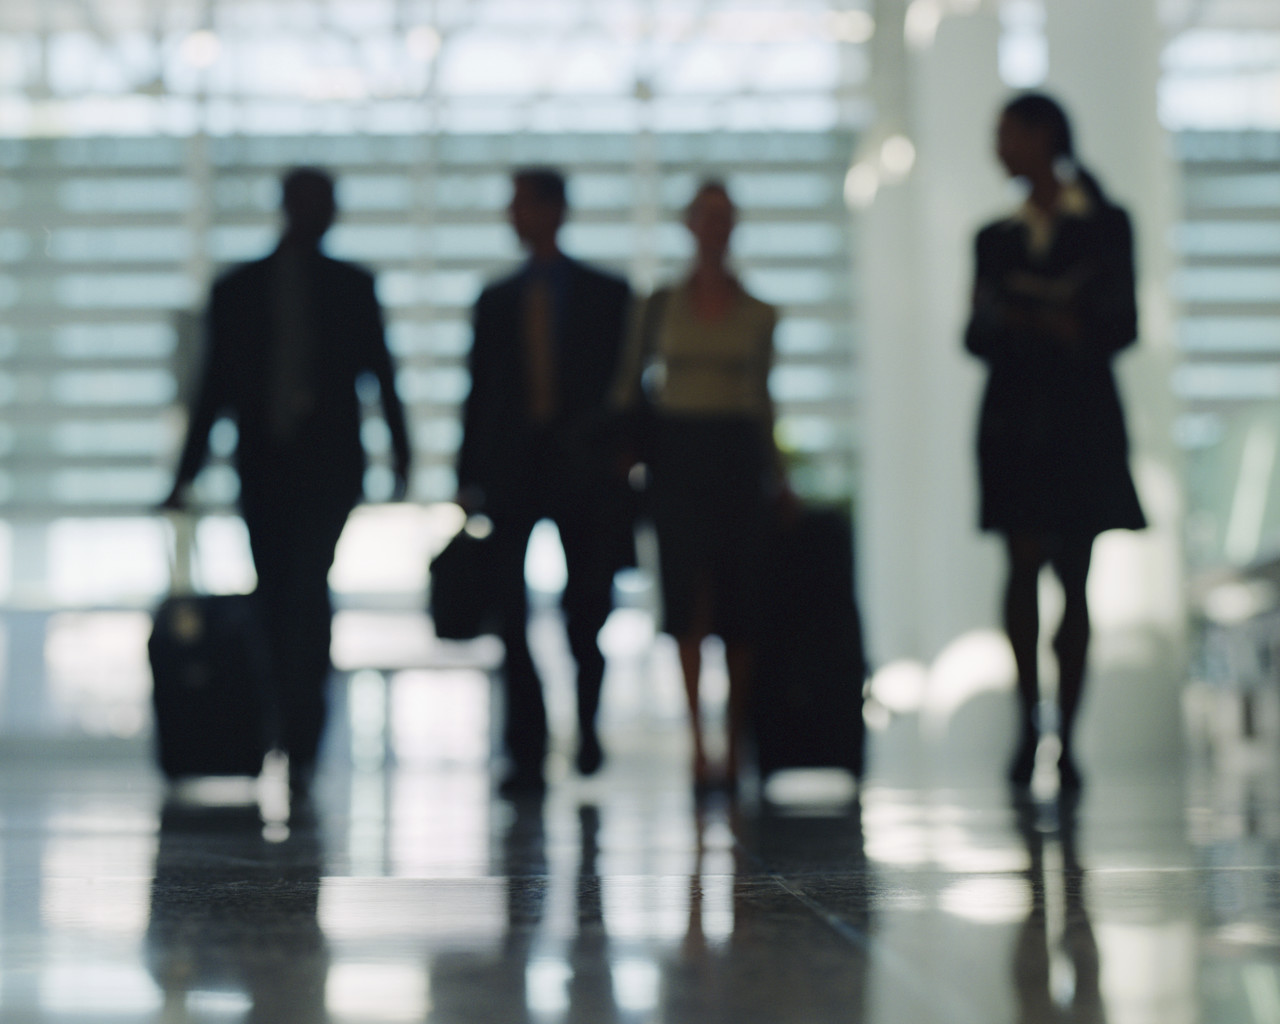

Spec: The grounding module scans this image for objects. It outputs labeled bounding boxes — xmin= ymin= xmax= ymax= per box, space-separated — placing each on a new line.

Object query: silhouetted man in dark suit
xmin=165 ymin=166 xmax=411 ymax=796
xmin=457 ymin=168 xmax=632 ymax=795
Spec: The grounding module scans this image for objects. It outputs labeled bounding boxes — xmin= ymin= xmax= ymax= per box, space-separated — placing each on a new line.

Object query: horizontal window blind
xmin=0 ymin=130 xmax=858 ymax=519
xmin=1174 ymin=131 xmax=1280 ymax=567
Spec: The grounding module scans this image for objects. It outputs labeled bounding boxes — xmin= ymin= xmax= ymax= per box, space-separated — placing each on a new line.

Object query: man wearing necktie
xmin=457 ymin=168 xmax=633 ymax=796
xmin=165 ymin=167 xmax=412 ymax=798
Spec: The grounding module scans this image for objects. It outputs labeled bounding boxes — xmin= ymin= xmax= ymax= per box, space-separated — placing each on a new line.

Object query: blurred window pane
xmin=0 ymin=0 xmax=875 ymax=746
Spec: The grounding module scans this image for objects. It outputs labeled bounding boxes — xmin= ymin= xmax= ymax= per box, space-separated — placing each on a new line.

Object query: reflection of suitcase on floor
xmin=752 ymin=507 xmax=868 ymax=781
xmin=148 ymin=592 xmax=271 ymax=780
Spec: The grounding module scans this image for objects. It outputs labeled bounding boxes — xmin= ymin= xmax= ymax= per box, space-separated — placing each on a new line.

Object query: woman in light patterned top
xmin=615 ymin=180 xmax=789 ymax=792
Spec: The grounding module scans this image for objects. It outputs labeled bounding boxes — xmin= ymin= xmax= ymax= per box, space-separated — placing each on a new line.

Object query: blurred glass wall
xmin=0 ymin=0 xmax=870 ymax=742
xmin=0 ymin=0 xmax=1275 ymax=745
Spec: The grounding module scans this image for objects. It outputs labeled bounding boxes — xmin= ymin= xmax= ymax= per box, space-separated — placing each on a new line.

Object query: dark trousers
xmin=241 ymin=475 xmax=354 ymax=769
xmin=488 ymin=511 xmax=616 ymax=776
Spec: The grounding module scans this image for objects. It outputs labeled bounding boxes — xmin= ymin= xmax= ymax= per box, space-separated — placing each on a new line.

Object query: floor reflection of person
xmin=146 ymin=800 xmax=328 ymax=1022
xmin=661 ymin=800 xmax=872 ymax=1023
xmin=456 ymin=167 xmax=634 ymax=797
xmin=1012 ymin=797 xmax=1107 ymax=1024
xmin=613 ymin=181 xmax=790 ymax=793
xmin=659 ymin=803 xmax=726 ymax=1022
xmin=428 ymin=798 xmax=546 ymax=1023
xmin=965 ymin=94 xmax=1146 ymax=793
xmin=567 ymin=804 xmax=620 ymax=1024
xmin=742 ymin=799 xmax=872 ymax=1021
xmin=164 ymin=167 xmax=412 ymax=798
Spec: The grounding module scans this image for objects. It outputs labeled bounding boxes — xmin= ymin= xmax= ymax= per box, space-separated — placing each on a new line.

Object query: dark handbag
xmin=428 ymin=520 xmax=502 ymax=640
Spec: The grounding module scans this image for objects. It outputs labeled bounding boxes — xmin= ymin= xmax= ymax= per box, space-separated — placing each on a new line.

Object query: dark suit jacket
xmin=457 ymin=257 xmax=632 ymax=516
xmin=173 ymin=248 xmax=410 ymax=506
xmin=964 ymin=200 xmax=1145 ymax=534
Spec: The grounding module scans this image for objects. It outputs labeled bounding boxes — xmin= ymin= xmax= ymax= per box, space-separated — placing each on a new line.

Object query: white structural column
xmin=858 ymin=0 xmax=1183 ymax=770
xmin=1043 ymin=0 xmax=1186 ymax=766
xmin=857 ymin=1 xmax=1008 ymax=666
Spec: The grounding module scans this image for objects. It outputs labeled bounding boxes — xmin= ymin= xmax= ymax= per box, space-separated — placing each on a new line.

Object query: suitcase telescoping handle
xmin=160 ymin=508 xmax=202 ymax=598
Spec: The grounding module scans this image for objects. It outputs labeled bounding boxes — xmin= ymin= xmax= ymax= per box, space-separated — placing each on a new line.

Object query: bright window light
xmin=526 ymin=519 xmax=568 ymax=595
xmin=326 ymin=962 xmax=429 ymax=1023
xmin=998 ymin=0 xmax=1048 ymax=88
xmin=47 ymin=518 xmax=168 ymax=605
xmin=829 ymin=10 xmax=876 ymax=44
xmin=40 ymin=966 xmax=161 ymax=1014
xmin=613 ymin=959 xmax=661 ymax=1013
xmin=526 ymin=960 xmax=572 ymax=1016
xmin=405 ymin=25 xmax=442 ymax=62
xmin=178 ymin=30 xmax=222 ymax=69
xmin=45 ymin=611 xmax=153 ymax=737
xmin=939 ymin=876 xmax=1030 ymax=924
xmin=904 ymin=0 xmax=943 ymax=51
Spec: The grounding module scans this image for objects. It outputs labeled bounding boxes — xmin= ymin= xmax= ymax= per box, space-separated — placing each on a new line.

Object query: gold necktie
xmin=524 ymin=277 xmax=556 ymax=424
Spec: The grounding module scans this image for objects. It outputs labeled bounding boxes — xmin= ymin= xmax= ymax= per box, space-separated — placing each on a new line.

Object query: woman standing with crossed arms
xmin=966 ymin=93 xmax=1146 ymax=793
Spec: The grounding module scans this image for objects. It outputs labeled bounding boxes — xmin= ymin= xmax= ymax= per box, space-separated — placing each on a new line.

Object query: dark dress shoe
xmin=1008 ymin=735 xmax=1037 ymax=788
xmin=1058 ymin=753 xmax=1084 ymax=794
xmin=576 ymin=733 xmax=605 ymax=776
xmin=498 ymin=768 xmax=546 ymax=799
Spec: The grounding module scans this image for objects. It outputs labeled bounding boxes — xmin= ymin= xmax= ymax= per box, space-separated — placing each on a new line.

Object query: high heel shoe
xmin=576 ymin=730 xmax=604 ymax=776
xmin=1008 ymin=734 xmax=1038 ymax=787
xmin=692 ymin=751 xmax=712 ymax=795
xmin=1058 ymin=751 xmax=1084 ymax=794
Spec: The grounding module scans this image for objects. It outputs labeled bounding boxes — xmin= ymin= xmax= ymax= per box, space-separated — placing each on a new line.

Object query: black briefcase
xmin=428 ymin=522 xmax=502 ymax=640
xmin=149 ymin=591 xmax=272 ymax=780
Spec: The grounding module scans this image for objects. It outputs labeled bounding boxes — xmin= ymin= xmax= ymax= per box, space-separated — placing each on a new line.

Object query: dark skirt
xmin=650 ymin=415 xmax=770 ymax=641
xmin=976 ymin=364 xmax=1146 ymax=536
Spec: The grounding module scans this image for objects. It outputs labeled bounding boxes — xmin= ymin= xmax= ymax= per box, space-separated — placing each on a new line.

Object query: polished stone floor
xmin=0 ymin=696 xmax=1278 ymax=1024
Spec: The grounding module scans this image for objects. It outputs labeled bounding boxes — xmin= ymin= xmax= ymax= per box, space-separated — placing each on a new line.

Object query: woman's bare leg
xmin=724 ymin=642 xmax=753 ymax=790
xmin=679 ymin=579 xmax=715 ymax=788
xmin=1005 ymin=533 xmax=1048 ymax=784
xmin=678 ymin=635 xmax=709 ymax=786
xmin=1050 ymin=535 xmax=1094 ymax=791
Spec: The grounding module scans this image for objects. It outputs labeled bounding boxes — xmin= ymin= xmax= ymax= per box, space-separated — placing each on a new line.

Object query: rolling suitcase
xmin=752 ymin=506 xmax=868 ymax=781
xmin=149 ymin=519 xmax=271 ymax=780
